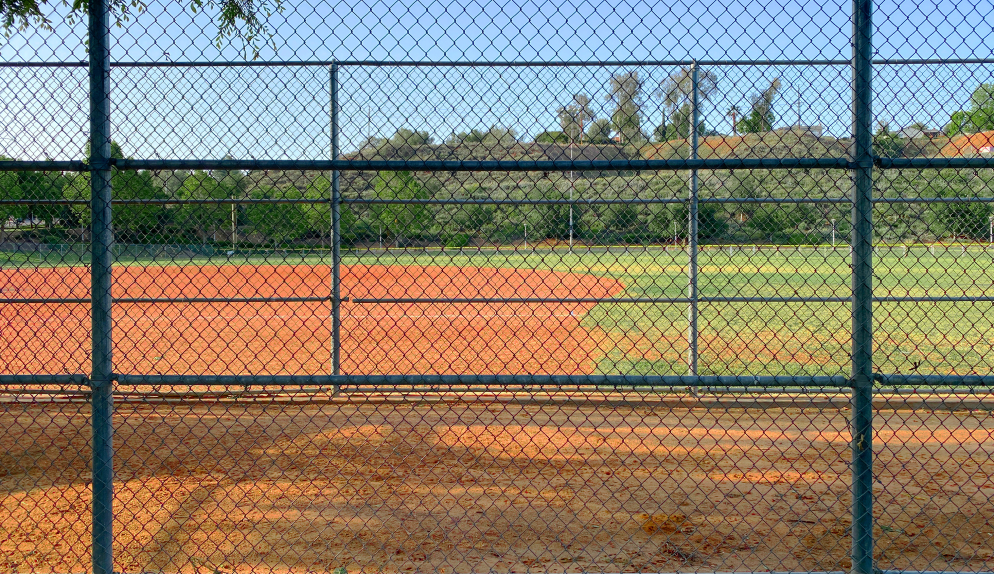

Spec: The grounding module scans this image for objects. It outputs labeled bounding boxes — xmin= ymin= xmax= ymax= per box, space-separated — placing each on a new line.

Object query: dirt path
xmin=2 ymin=400 xmax=993 ymax=573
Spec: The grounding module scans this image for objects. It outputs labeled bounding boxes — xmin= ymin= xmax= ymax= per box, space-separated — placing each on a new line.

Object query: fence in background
xmin=2 ymin=0 xmax=994 ymax=571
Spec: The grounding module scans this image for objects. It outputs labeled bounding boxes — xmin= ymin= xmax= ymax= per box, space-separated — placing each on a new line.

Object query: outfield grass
xmin=3 ymin=243 xmax=993 ymax=377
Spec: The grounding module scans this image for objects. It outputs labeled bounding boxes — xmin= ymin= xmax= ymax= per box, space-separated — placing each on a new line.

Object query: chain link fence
xmin=2 ymin=0 xmax=994 ymax=572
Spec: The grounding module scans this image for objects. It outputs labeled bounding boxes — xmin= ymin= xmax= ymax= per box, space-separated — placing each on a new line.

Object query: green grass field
xmin=4 ymin=243 xmax=993 ymax=378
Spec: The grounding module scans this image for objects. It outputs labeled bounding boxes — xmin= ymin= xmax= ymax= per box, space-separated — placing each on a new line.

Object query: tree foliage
xmin=244 ymin=186 xmax=309 ymax=244
xmin=371 ymin=170 xmax=429 ymax=246
xmin=737 ymin=78 xmax=782 ymax=133
xmin=873 ymin=122 xmax=904 ymax=157
xmin=945 ymin=83 xmax=994 ymax=136
xmin=585 ymin=118 xmax=613 ymax=144
xmin=0 ymin=0 xmax=281 ymax=58
xmin=173 ymin=171 xmax=234 ymax=241
xmin=557 ymin=94 xmax=594 ymax=143
xmin=606 ymin=71 xmax=644 ymax=144
xmin=656 ymin=66 xmax=718 ymax=142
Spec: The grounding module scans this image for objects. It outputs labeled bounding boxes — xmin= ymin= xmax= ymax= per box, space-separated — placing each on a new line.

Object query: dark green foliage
xmin=873 ymin=122 xmax=905 ymax=157
xmin=173 ymin=171 xmax=234 ymax=241
xmin=746 ymin=204 xmax=818 ymax=243
xmin=61 ymin=143 xmax=167 ymax=241
xmin=929 ymin=201 xmax=992 ymax=240
xmin=945 ymin=83 xmax=994 ymax=136
xmin=244 ymin=186 xmax=310 ymax=244
xmin=606 ymin=71 xmax=645 ymax=144
xmin=371 ymin=171 xmax=430 ymax=246
xmin=535 ymin=131 xmax=569 ymax=144
xmin=737 ymin=78 xmax=781 ymax=133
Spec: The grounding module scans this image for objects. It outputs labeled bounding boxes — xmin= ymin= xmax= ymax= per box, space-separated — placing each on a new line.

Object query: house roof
xmin=939 ymin=131 xmax=994 ymax=157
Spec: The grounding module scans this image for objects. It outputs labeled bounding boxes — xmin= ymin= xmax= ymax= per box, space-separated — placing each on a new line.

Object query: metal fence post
xmin=851 ymin=0 xmax=875 ymax=572
xmin=330 ymin=62 xmax=341 ymax=377
xmin=88 ymin=0 xmax=115 ymax=570
xmin=687 ymin=60 xmax=699 ymax=377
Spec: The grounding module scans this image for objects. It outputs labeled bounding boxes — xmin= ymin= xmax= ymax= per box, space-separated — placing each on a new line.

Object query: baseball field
xmin=2 ymin=244 xmax=994 ymax=573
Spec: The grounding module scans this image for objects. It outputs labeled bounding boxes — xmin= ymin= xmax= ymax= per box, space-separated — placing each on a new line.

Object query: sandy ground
xmin=2 ymin=397 xmax=994 ymax=573
xmin=0 ymin=264 xmax=624 ymax=377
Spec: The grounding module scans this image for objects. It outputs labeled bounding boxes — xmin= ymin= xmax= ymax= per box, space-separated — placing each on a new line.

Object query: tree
xmin=2 ymin=167 xmax=66 ymax=229
xmin=152 ymin=169 xmax=189 ymax=196
xmin=303 ymin=174 xmax=358 ymax=245
xmin=606 ymin=71 xmax=645 ymax=144
xmin=446 ymin=128 xmax=488 ymax=145
xmin=945 ymin=83 xmax=994 ymax=135
xmin=62 ymin=141 xmax=166 ymax=242
xmin=534 ymin=131 xmax=569 ymax=144
xmin=586 ymin=118 xmax=613 ymax=144
xmin=212 ymin=154 xmax=246 ymax=194
xmin=0 ymin=157 xmax=26 ymax=244
xmin=1 ymin=0 xmax=280 ymax=58
xmin=746 ymin=204 xmax=818 ymax=243
xmin=173 ymin=171 xmax=234 ymax=241
xmin=383 ymin=128 xmax=433 ymax=148
xmin=653 ymin=103 xmax=706 ymax=142
xmin=727 ymin=105 xmax=741 ymax=135
xmin=873 ymin=121 xmax=904 ymax=157
xmin=371 ymin=171 xmax=429 ymax=246
xmin=656 ymin=66 xmax=718 ymax=142
xmin=557 ymin=94 xmax=594 ymax=144
xmin=737 ymin=78 xmax=782 ymax=133
xmin=649 ymin=203 xmax=728 ymax=241
xmin=480 ymin=125 xmax=518 ymax=146
xmin=244 ymin=186 xmax=309 ymax=244
xmin=945 ymin=111 xmax=968 ymax=137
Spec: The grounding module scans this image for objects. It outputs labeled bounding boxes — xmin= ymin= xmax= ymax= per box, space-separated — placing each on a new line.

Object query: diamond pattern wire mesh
xmin=1 ymin=0 xmax=994 ymax=571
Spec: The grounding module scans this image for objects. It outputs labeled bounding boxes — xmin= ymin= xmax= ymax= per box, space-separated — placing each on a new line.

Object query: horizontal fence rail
xmin=3 ymin=0 xmax=994 ymax=571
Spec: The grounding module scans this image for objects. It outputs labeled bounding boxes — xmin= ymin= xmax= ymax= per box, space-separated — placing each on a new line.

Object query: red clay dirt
xmin=0 ymin=264 xmax=625 ymax=377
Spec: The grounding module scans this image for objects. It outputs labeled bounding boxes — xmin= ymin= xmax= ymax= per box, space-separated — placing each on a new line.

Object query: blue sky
xmin=0 ymin=0 xmax=991 ymax=160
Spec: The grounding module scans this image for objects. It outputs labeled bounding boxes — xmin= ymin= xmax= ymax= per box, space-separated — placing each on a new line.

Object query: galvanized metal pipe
xmin=114 ymin=157 xmax=852 ymax=172
xmin=850 ymin=0 xmax=875 ymax=571
xmin=687 ymin=61 xmax=700 ymax=377
xmin=876 ymin=374 xmax=994 ymax=386
xmin=330 ymin=62 xmax=342 ymax=377
xmin=87 ymin=0 xmax=115 ymax=570
xmin=344 ymin=197 xmax=853 ymax=205
xmin=115 ymin=373 xmax=854 ymax=388
xmin=0 ymin=374 xmax=90 ymax=385
xmin=349 ymin=296 xmax=852 ymax=304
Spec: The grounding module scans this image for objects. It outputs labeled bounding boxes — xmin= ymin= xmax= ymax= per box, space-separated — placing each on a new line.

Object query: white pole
xmin=831 ymin=218 xmax=836 ymax=248
xmin=524 ymin=222 xmax=527 ymax=249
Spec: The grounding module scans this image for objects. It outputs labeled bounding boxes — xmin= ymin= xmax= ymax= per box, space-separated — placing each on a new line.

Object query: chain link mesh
xmin=2 ymin=0 xmax=994 ymax=571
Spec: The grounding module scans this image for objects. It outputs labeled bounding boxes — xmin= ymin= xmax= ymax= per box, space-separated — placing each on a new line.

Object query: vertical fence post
xmin=330 ymin=62 xmax=341 ymax=377
xmin=851 ymin=0 xmax=875 ymax=572
xmin=687 ymin=60 xmax=699 ymax=377
xmin=88 ymin=0 xmax=115 ymax=570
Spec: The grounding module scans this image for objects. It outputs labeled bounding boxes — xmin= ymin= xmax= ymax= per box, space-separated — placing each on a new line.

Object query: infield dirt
xmin=2 ymin=400 xmax=994 ymax=573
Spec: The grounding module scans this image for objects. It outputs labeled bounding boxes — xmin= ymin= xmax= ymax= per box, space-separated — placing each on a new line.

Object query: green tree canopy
xmin=557 ymin=94 xmax=594 ymax=144
xmin=1 ymin=0 xmax=279 ymax=58
xmin=585 ymin=118 xmax=613 ymax=144
xmin=244 ymin=186 xmax=309 ymax=244
xmin=62 ymin=141 xmax=165 ymax=241
xmin=371 ymin=170 xmax=429 ymax=246
xmin=737 ymin=78 xmax=781 ymax=133
xmin=873 ymin=122 xmax=905 ymax=157
xmin=173 ymin=170 xmax=234 ymax=241
xmin=945 ymin=83 xmax=994 ymax=136
xmin=606 ymin=71 xmax=645 ymax=145
xmin=656 ymin=66 xmax=718 ymax=142
xmin=534 ymin=131 xmax=569 ymax=144
xmin=0 ymin=157 xmax=26 ymax=241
